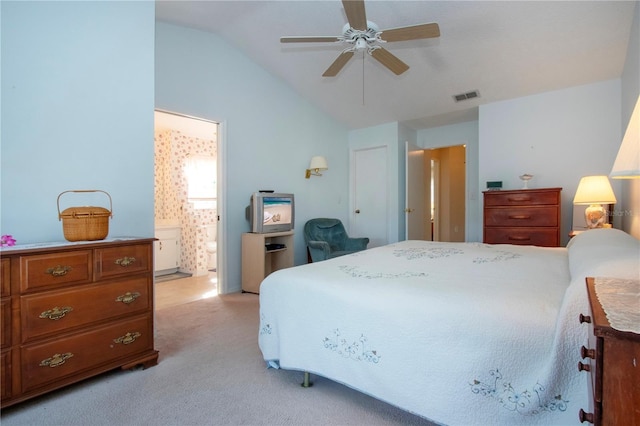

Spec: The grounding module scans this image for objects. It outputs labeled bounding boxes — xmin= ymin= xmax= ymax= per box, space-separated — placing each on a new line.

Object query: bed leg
xmin=301 ymin=371 xmax=313 ymax=388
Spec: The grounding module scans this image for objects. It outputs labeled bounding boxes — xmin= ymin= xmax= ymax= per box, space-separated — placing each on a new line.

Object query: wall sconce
xmin=573 ymin=175 xmax=617 ymax=229
xmin=610 ymin=96 xmax=640 ymax=179
xmin=305 ymin=156 xmax=328 ymax=179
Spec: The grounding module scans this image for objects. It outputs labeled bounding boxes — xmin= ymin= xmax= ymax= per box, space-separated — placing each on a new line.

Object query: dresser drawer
xmin=21 ymin=313 xmax=152 ymax=392
xmin=484 ymin=190 xmax=560 ymax=207
xmin=21 ymin=277 xmax=150 ymax=342
xmin=1 ymin=299 xmax=10 ymax=348
xmin=1 ymin=350 xmax=11 ymax=400
xmin=484 ymin=206 xmax=558 ymax=227
xmin=587 ymin=326 xmax=602 ymax=404
xmin=20 ymin=251 xmax=92 ymax=292
xmin=95 ymin=244 xmax=151 ymax=280
xmin=483 ymin=228 xmax=559 ymax=246
xmin=1 ymin=258 xmax=10 ymax=297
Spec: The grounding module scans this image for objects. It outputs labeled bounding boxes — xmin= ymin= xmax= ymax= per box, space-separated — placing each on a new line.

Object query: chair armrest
xmin=344 ymin=237 xmax=369 ymax=251
xmin=307 ymin=240 xmax=331 ymax=262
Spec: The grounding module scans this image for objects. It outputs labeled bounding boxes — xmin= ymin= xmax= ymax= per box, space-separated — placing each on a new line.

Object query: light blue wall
xmin=155 ymin=23 xmax=349 ymax=292
xmin=619 ymin=2 xmax=640 ymax=237
xmin=1 ymin=2 xmax=155 ymax=242
xmin=479 ymin=79 xmax=622 ymax=245
xmin=417 ymin=120 xmax=480 ymax=241
xmin=622 ymin=3 xmax=639 ymax=124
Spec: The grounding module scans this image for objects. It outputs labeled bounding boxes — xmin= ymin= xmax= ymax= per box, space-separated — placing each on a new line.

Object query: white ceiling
xmin=155 ymin=1 xmax=636 ymax=130
xmin=155 ymin=110 xmax=218 ymax=139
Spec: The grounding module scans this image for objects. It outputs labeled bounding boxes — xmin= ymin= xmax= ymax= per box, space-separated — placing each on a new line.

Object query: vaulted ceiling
xmin=155 ymin=1 xmax=636 ymax=130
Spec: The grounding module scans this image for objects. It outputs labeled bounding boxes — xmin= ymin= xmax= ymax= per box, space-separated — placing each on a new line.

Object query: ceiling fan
xmin=280 ymin=0 xmax=440 ymax=77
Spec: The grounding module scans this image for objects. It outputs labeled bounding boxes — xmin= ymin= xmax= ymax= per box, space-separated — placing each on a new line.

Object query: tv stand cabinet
xmin=241 ymin=231 xmax=294 ymax=294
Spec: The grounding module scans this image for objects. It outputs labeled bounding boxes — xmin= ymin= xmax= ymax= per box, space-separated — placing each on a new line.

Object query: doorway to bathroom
xmin=153 ymin=110 xmax=220 ymax=282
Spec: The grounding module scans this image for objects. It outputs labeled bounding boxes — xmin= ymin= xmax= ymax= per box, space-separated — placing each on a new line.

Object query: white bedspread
xmin=258 ymin=229 xmax=640 ymax=425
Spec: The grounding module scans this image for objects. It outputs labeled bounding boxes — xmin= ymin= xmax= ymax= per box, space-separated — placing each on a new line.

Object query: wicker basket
xmin=57 ymin=190 xmax=113 ymax=242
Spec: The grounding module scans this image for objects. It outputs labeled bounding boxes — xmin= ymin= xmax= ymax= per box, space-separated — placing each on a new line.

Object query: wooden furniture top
xmin=0 ymin=237 xmax=156 ymax=256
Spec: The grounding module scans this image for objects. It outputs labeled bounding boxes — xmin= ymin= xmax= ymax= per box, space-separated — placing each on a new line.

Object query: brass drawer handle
xmin=115 ymin=256 xmax=136 ymax=267
xmin=508 ymin=236 xmax=531 ymax=241
xmin=46 ymin=265 xmax=72 ymax=277
xmin=40 ymin=352 xmax=74 ymax=368
xmin=115 ymin=291 xmax=141 ymax=304
xmin=507 ymin=215 xmax=531 ymax=220
xmin=39 ymin=306 xmax=73 ymax=320
xmin=113 ymin=331 xmax=141 ymax=345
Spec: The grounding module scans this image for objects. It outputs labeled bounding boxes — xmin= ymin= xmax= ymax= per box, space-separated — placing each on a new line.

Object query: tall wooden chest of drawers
xmin=0 ymin=238 xmax=158 ymax=408
xmin=578 ymin=277 xmax=640 ymax=425
xmin=483 ymin=187 xmax=562 ymax=247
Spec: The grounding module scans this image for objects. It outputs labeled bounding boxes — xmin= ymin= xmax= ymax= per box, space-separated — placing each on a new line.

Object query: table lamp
xmin=573 ymin=175 xmax=617 ymax=229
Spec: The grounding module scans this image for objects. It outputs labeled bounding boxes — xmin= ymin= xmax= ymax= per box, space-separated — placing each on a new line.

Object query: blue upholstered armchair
xmin=303 ymin=218 xmax=369 ymax=262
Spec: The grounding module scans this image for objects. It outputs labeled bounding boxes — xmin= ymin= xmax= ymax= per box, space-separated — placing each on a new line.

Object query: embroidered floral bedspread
xmin=259 ymin=233 xmax=639 ymax=425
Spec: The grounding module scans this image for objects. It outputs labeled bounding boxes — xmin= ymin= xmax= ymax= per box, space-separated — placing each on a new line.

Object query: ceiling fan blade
xmin=370 ymin=47 xmax=409 ymax=75
xmin=380 ymin=23 xmax=441 ymax=42
xmin=342 ymin=0 xmax=367 ymax=31
xmin=281 ymin=36 xmax=341 ymax=43
xmin=323 ymin=51 xmax=355 ymax=77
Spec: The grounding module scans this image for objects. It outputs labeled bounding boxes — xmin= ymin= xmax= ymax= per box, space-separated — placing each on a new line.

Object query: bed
xmin=258 ymin=228 xmax=640 ymax=425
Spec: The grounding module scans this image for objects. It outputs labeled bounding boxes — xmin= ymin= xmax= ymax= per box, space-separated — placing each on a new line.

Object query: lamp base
xmin=584 ymin=204 xmax=607 ymax=229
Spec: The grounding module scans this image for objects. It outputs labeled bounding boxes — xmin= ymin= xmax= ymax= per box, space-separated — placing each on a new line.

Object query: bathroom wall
xmin=154 ymin=128 xmax=217 ymax=275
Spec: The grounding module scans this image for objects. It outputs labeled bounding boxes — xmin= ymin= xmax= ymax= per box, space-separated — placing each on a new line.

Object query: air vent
xmin=453 ymin=90 xmax=480 ymax=102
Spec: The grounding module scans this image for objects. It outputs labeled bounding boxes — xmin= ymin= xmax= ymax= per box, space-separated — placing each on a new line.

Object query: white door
xmin=405 ymin=142 xmax=426 ymax=240
xmin=351 ymin=146 xmax=388 ymax=247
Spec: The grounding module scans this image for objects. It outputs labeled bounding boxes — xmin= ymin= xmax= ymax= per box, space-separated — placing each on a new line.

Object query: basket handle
xmin=57 ymin=190 xmax=113 ymax=221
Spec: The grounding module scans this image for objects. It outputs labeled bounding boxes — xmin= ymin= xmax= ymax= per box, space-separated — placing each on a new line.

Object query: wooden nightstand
xmin=578 ymin=277 xmax=640 ymax=425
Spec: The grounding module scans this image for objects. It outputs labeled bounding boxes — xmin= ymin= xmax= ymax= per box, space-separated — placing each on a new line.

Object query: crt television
xmin=248 ymin=192 xmax=295 ymax=234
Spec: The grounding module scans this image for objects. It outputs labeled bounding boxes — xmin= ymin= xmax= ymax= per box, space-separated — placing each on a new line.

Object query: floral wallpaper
xmin=154 ymin=128 xmax=217 ymax=275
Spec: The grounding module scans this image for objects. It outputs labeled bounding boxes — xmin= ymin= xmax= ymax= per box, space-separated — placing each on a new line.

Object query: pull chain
xmin=362 ymin=50 xmax=365 ymax=106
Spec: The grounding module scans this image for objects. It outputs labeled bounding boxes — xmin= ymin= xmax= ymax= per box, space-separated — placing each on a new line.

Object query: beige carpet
xmin=1 ymin=293 xmax=436 ymax=425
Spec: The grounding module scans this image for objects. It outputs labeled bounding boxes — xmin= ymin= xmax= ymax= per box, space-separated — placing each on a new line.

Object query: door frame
xmin=405 ymin=141 xmax=426 ymax=240
xmin=431 ymin=158 xmax=440 ymax=241
xmin=429 ymin=145 xmax=466 ymax=242
xmin=153 ymin=109 xmax=227 ymax=293
xmin=406 ymin=144 xmax=468 ymax=242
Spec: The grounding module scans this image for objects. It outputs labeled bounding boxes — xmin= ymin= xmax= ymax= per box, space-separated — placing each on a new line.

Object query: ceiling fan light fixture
xmin=355 ymin=38 xmax=368 ymax=50
xmin=280 ymin=0 xmax=441 ymax=77
xmin=341 ymin=21 xmax=381 ymax=45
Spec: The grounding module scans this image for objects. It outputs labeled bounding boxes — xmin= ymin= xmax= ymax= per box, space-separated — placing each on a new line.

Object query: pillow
xmin=568 ymin=228 xmax=640 ymax=281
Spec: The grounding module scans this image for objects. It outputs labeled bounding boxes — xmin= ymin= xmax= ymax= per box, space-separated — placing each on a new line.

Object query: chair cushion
xmin=304 ymin=218 xmax=368 ymax=262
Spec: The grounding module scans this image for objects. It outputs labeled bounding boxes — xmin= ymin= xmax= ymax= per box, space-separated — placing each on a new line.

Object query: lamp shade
xmin=610 ymin=96 xmax=640 ymax=179
xmin=309 ymin=156 xmax=328 ymax=171
xmin=573 ymin=175 xmax=617 ymax=205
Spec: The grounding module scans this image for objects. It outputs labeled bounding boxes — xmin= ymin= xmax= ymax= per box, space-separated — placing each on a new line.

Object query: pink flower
xmin=1 ymin=235 xmax=16 ymax=247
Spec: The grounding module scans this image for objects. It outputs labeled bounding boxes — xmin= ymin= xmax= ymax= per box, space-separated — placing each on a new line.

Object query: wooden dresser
xmin=578 ymin=277 xmax=640 ymax=425
xmin=0 ymin=238 xmax=158 ymax=408
xmin=483 ymin=187 xmax=562 ymax=247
